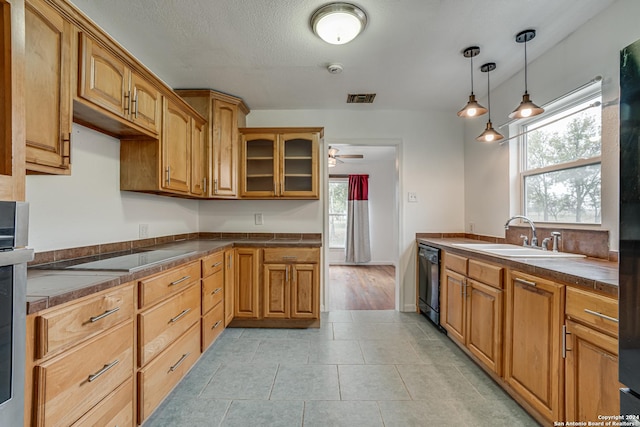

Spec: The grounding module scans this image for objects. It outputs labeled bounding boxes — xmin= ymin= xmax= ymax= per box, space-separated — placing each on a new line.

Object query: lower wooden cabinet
xmin=466 ymin=279 xmax=503 ymax=376
xmin=224 ymin=249 xmax=235 ymax=326
xmin=71 ymin=378 xmax=134 ymax=427
xmin=137 ymin=323 xmax=200 ymax=424
xmin=202 ymin=301 xmax=225 ymax=351
xmin=33 ymin=320 xmax=134 ymax=427
xmin=235 ymin=248 xmax=260 ymax=318
xmin=505 ymin=270 xmax=564 ymax=423
xmin=441 ymin=267 xmax=466 ymax=343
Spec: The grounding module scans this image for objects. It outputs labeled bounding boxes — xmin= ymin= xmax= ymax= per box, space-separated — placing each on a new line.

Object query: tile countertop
xmin=27 ymin=237 xmax=322 ymax=314
xmin=417 ymin=237 xmax=618 ymax=298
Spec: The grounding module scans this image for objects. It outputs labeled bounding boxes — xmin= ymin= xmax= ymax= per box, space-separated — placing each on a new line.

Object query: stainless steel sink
xmin=450 ymin=243 xmax=585 ymax=258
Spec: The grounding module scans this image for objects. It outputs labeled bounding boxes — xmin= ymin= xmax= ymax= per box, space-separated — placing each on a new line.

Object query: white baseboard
xmin=403 ymin=303 xmax=417 ymax=312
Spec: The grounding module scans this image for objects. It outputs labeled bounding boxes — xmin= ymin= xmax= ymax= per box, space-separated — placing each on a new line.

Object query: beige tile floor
xmin=145 ymin=310 xmax=539 ymax=426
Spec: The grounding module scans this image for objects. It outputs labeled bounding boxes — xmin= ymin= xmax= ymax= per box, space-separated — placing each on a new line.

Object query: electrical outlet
xmin=139 ymin=224 xmax=149 ymax=238
xmin=255 ymin=213 xmax=263 ymax=225
xmin=469 ymin=222 xmax=475 ymax=233
xmin=408 ymin=192 xmax=418 ymax=203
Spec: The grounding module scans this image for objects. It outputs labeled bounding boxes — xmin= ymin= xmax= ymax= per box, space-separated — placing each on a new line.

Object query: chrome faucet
xmin=504 ymin=215 xmax=538 ymax=247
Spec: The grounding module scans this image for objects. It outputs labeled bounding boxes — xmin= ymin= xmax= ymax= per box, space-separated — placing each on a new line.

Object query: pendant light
xmin=457 ymin=46 xmax=487 ymax=118
xmin=476 ymin=62 xmax=504 ymax=143
xmin=509 ymin=29 xmax=544 ymax=119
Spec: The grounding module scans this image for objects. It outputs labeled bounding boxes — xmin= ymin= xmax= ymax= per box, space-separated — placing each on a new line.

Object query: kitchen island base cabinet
xmin=505 ymin=270 xmax=564 ymax=424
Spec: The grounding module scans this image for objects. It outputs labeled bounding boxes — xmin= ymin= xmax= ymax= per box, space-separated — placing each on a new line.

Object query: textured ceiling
xmin=68 ymin=0 xmax=614 ymax=112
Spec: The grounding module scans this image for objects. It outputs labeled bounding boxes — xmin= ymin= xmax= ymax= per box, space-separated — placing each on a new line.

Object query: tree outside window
xmin=522 ymin=95 xmax=602 ymax=224
xmin=329 ymin=180 xmax=348 ymax=248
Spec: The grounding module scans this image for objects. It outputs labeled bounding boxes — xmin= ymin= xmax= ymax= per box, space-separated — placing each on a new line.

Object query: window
xmin=520 ymin=91 xmax=602 ymax=224
xmin=328 ymin=179 xmax=348 ymax=248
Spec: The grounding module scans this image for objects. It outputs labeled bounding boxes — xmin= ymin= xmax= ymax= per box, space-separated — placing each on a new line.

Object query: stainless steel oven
xmin=0 ymin=202 xmax=32 ymax=426
xmin=418 ymin=244 xmax=442 ymax=329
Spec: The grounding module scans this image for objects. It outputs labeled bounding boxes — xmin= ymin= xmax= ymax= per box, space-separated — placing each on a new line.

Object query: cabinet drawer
xmin=71 ymin=377 xmax=134 ymax=427
xmin=263 ymin=248 xmax=319 ymax=263
xmin=33 ymin=320 xmax=134 ymax=427
xmin=137 ymin=323 xmax=200 ymax=424
xmin=202 ymin=269 xmax=224 ymax=314
xmin=202 ymin=251 xmax=224 ymax=278
xmin=138 ymin=261 xmax=200 ymax=309
xmin=138 ymin=283 xmax=200 ymax=367
xmin=202 ymin=301 xmax=225 ymax=351
xmin=444 ymin=252 xmax=468 ymax=275
xmin=36 ymin=283 xmax=134 ymax=359
xmin=468 ymin=259 xmax=503 ymax=289
xmin=566 ymin=287 xmax=618 ymax=336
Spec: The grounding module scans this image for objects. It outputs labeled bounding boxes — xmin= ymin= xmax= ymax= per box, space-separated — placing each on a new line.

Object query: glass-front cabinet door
xmin=241 ymin=133 xmax=277 ymax=197
xmin=281 ymin=133 xmax=318 ymax=198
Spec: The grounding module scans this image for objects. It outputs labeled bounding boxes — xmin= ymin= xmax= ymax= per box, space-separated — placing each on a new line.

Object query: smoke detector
xmin=327 ymin=63 xmax=344 ymax=74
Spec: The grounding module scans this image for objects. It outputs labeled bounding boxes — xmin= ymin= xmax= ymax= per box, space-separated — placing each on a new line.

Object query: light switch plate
xmin=408 ymin=192 xmax=418 ymax=203
xmin=255 ymin=213 xmax=263 ymax=225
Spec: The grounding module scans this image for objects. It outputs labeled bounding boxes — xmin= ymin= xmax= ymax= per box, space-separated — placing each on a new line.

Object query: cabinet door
xmin=25 ymin=0 xmax=72 ymax=174
xmin=190 ymin=117 xmax=207 ymax=196
xmin=162 ymin=98 xmax=191 ymax=193
xmin=235 ymin=248 xmax=260 ymax=318
xmin=263 ymin=264 xmax=289 ymax=319
xmin=280 ymin=133 xmax=319 ymax=198
xmin=78 ymin=33 xmax=129 ymax=118
xmin=466 ymin=279 xmax=503 ymax=376
xmin=224 ymin=250 xmax=235 ymax=326
xmin=240 ymin=133 xmax=277 ymax=197
xmin=505 ymin=271 xmax=564 ymax=423
xmin=565 ymin=319 xmax=619 ymax=422
xmin=291 ymin=263 xmax=319 ymax=319
xmin=441 ymin=269 xmax=466 ymax=344
xmin=212 ymin=99 xmax=238 ymax=197
xmin=130 ymin=72 xmax=161 ymax=135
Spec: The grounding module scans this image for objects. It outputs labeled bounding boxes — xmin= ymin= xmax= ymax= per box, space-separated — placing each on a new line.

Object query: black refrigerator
xmin=620 ymin=38 xmax=640 ymax=423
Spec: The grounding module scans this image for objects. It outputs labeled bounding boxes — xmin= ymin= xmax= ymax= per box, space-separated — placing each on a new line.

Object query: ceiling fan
xmin=328 ymin=146 xmax=364 ymax=167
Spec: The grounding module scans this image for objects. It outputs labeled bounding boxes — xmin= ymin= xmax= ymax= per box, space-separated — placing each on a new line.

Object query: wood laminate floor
xmin=329 ymin=265 xmax=395 ymax=310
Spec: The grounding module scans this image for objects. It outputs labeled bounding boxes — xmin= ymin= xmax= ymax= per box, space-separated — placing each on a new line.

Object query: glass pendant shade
xmin=509 ymin=92 xmax=544 ymax=119
xmin=328 ymin=157 xmax=337 ymax=167
xmin=476 ymin=120 xmax=504 ymax=142
xmin=311 ymin=3 xmax=367 ymax=45
xmin=457 ymin=94 xmax=487 ymax=118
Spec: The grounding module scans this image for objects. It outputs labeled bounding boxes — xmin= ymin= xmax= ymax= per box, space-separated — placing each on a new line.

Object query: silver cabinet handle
xmin=514 ymin=278 xmax=537 ymax=287
xmin=124 ymin=91 xmax=130 ymax=114
xmin=212 ymin=262 xmax=223 ymax=268
xmin=133 ymin=93 xmax=138 ymax=118
xmin=227 ymin=254 xmax=232 ymax=269
xmin=203 ymin=178 xmax=207 ymax=194
xmin=286 ymin=267 xmax=289 ymax=283
xmin=214 ymin=179 xmax=218 ymax=194
xmin=584 ymin=309 xmax=618 ymax=323
xmin=212 ymin=320 xmax=222 ymax=329
xmin=169 ymin=275 xmax=191 ymax=286
xmin=282 ymin=256 xmax=297 ymax=260
xmin=89 ymin=306 xmax=120 ymax=323
xmin=169 ymin=308 xmax=191 ymax=323
xmin=562 ymin=325 xmax=571 ymax=358
xmin=169 ymin=353 xmax=190 ymax=372
xmin=212 ymin=288 xmax=222 ymax=295
xmin=166 ymin=167 xmax=171 ymax=185
xmin=88 ymin=359 xmax=119 ymax=382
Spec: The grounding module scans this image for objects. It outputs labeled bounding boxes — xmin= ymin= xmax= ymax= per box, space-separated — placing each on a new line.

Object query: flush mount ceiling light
xmin=509 ymin=29 xmax=544 ymax=119
xmin=458 ymin=46 xmax=487 ymax=118
xmin=311 ymin=3 xmax=367 ymax=45
xmin=476 ymin=62 xmax=504 ymax=143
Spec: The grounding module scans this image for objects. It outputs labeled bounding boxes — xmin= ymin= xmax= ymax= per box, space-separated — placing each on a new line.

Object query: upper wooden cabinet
xmin=162 ymin=98 xmax=191 ymax=193
xmin=239 ymin=128 xmax=322 ymax=199
xmin=0 ymin=0 xmax=26 ymax=201
xmin=176 ymin=89 xmax=250 ymax=199
xmin=76 ymin=33 xmax=161 ymax=137
xmin=25 ymin=0 xmax=72 ymax=175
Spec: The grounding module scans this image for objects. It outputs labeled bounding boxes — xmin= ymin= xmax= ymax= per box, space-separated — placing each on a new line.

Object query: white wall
xmin=220 ymin=109 xmax=465 ymax=311
xmin=464 ymin=0 xmax=640 ymax=251
xmin=327 ymin=146 xmax=397 ymax=265
xmin=26 ymin=124 xmax=200 ymax=252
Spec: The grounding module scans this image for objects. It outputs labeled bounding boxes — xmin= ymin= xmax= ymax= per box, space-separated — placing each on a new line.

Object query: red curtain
xmin=346 ymin=174 xmax=371 ymax=263
xmin=348 ymin=175 xmax=368 ymax=201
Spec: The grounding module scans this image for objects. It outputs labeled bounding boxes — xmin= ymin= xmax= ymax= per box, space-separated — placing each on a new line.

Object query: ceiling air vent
xmin=347 ymin=93 xmax=376 ymax=104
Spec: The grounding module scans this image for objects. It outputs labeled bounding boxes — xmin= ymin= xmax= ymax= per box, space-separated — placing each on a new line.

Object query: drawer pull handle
xmin=169 ymin=352 xmax=190 ymax=372
xmin=282 ymin=256 xmax=297 ymax=260
xmin=212 ymin=262 xmax=223 ymax=268
xmin=89 ymin=306 xmax=120 ymax=323
xmin=169 ymin=275 xmax=191 ymax=286
xmin=212 ymin=288 xmax=223 ymax=295
xmin=514 ymin=278 xmax=537 ymax=287
xmin=169 ymin=308 xmax=191 ymax=323
xmin=212 ymin=320 xmax=222 ymax=329
xmin=88 ymin=359 xmax=119 ymax=382
xmin=584 ymin=309 xmax=618 ymax=323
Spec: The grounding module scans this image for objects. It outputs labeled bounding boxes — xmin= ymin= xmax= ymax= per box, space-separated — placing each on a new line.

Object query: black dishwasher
xmin=418 ymin=244 xmax=442 ymax=328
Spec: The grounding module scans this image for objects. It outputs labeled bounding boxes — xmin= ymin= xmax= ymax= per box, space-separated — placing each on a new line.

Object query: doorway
xmin=323 ymin=143 xmax=400 ymax=311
